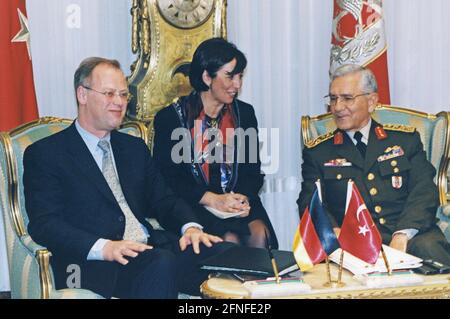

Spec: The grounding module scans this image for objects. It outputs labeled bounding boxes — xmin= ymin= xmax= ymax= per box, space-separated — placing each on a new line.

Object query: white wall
xmin=27 ymin=0 xmax=134 ymax=118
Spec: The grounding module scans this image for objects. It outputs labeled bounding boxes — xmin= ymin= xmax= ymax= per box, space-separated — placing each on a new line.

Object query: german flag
xmin=293 ymin=182 xmax=340 ymax=272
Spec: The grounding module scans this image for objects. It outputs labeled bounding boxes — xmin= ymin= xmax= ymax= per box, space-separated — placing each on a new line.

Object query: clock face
xmin=157 ymin=0 xmax=215 ymax=29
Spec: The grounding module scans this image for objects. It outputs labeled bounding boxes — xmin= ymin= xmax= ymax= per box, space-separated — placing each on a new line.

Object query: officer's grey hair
xmin=330 ymin=64 xmax=378 ymax=93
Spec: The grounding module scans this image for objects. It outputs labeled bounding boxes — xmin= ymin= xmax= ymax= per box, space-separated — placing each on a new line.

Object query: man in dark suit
xmin=23 ymin=57 xmax=227 ymax=299
xmin=297 ymin=64 xmax=450 ymax=264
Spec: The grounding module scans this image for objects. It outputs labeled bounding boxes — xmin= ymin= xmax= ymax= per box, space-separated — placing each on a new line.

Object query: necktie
xmin=353 ymin=131 xmax=367 ymax=158
xmin=98 ymin=140 xmax=147 ymax=243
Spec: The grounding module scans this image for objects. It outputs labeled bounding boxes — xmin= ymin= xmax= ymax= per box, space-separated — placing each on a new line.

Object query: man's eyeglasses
xmin=82 ymin=85 xmax=132 ymax=102
xmin=324 ymin=93 xmax=370 ymax=107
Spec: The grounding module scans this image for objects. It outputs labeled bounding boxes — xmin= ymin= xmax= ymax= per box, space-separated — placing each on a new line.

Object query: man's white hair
xmin=330 ymin=64 xmax=378 ymax=93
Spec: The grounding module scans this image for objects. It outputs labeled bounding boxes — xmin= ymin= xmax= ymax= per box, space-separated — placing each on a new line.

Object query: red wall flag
xmin=331 ymin=0 xmax=391 ymax=104
xmin=339 ymin=181 xmax=382 ymax=264
xmin=0 ymin=0 xmax=39 ymax=131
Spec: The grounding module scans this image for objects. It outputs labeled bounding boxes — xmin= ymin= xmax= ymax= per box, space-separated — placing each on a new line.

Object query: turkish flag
xmin=330 ymin=0 xmax=391 ymax=104
xmin=0 ymin=0 xmax=38 ymax=131
xmin=339 ymin=181 xmax=382 ymax=264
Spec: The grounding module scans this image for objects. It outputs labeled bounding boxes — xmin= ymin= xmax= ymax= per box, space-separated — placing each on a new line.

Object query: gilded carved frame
xmin=127 ymin=0 xmax=227 ymax=122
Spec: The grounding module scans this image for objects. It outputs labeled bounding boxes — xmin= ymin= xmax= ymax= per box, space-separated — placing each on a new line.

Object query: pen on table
xmin=265 ymin=230 xmax=280 ymax=284
xmin=425 ymin=259 xmax=443 ymax=267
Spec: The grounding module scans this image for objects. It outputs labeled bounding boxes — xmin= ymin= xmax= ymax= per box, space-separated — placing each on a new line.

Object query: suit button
xmin=118 ymin=216 xmax=124 ymax=222
xmin=393 ymin=167 xmax=400 ymax=173
xmin=370 ymin=188 xmax=378 ymax=196
xmin=391 ymin=160 xmax=398 ymax=167
xmin=337 ymin=174 xmax=343 ymax=180
xmin=367 ymin=173 xmax=375 ymax=181
xmin=375 ymin=206 xmax=382 ymax=213
xmin=379 ymin=218 xmax=386 ymax=225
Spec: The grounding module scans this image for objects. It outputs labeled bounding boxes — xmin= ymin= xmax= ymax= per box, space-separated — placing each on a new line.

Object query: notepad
xmin=199 ymin=245 xmax=299 ymax=277
xmin=329 ymin=244 xmax=422 ymax=275
xmin=204 ymin=206 xmax=247 ymax=219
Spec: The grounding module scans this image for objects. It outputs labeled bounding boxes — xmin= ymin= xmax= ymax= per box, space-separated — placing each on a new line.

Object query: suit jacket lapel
xmin=65 ymin=123 xmax=117 ymax=204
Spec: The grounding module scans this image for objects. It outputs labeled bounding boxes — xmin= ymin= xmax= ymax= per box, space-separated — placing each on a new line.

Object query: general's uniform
xmin=297 ymin=119 xmax=450 ymax=264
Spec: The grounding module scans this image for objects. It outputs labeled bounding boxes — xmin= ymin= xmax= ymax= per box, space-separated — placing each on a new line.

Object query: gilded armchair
xmin=301 ymin=105 xmax=450 ymax=242
xmin=0 ymin=117 xmax=148 ymax=298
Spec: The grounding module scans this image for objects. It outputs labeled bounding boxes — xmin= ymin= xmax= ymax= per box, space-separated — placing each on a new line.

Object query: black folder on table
xmin=199 ymin=245 xmax=299 ymax=277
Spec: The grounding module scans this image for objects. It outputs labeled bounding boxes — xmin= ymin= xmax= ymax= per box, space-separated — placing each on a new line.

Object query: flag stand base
xmin=323 ymin=252 xmax=346 ymax=288
xmin=323 ymin=280 xmax=346 ymax=288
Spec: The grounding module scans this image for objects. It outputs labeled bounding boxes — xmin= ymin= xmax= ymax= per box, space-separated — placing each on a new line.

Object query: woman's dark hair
xmin=186 ymin=38 xmax=246 ymax=124
xmin=189 ymin=37 xmax=247 ymax=92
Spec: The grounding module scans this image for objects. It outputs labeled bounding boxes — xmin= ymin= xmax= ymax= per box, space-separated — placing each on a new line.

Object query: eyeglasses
xmin=82 ymin=85 xmax=132 ymax=102
xmin=324 ymin=93 xmax=370 ymax=107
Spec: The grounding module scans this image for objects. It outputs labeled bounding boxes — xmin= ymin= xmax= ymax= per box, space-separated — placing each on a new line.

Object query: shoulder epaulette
xmin=305 ymin=132 xmax=334 ymax=148
xmin=383 ymin=124 xmax=416 ymax=133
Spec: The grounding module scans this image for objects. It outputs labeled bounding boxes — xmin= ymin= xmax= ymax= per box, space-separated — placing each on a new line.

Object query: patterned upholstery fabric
xmin=0 ymin=118 xmax=147 ymax=299
xmin=301 ymin=105 xmax=450 ymax=243
xmin=437 ymin=205 xmax=450 ymax=243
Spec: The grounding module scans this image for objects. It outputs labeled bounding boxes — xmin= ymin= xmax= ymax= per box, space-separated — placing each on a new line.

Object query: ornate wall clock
xmin=127 ymin=0 xmax=227 ymax=123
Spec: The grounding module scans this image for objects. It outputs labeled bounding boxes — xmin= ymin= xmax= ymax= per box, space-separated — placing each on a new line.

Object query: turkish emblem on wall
xmin=330 ymin=0 xmax=391 ymax=104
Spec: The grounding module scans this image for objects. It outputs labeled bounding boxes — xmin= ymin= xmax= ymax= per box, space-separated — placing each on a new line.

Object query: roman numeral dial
xmin=157 ymin=0 xmax=214 ymax=29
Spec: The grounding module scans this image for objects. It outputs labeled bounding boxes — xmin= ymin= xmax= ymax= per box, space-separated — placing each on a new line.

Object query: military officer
xmin=297 ymin=64 xmax=450 ymax=265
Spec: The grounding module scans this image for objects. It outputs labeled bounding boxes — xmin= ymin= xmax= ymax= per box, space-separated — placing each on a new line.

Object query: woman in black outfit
xmin=153 ymin=38 xmax=278 ymax=249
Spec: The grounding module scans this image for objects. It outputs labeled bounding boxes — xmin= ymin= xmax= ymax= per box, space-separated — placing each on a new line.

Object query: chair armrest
xmin=20 ymin=234 xmax=49 ymax=255
xmin=437 ymin=205 xmax=450 ymax=243
xmin=7 ymin=234 xmax=51 ymax=298
xmin=18 ymin=234 xmax=56 ymax=298
xmin=18 ymin=234 xmax=105 ymax=299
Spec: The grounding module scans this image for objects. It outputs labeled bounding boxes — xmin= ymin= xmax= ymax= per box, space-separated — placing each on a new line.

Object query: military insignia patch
xmin=375 ymin=126 xmax=388 ymax=140
xmin=392 ymin=175 xmax=403 ymax=189
xmin=324 ymin=158 xmax=352 ymax=167
xmin=334 ymin=131 xmax=344 ymax=145
xmin=377 ymin=145 xmax=404 ymax=162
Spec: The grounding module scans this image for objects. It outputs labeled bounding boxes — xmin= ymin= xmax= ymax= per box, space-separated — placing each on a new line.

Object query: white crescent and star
xmin=11 ymin=8 xmax=32 ymax=60
xmin=358 ymin=225 xmax=370 ymax=236
xmin=356 ymin=203 xmax=370 ymax=236
xmin=355 ymin=203 xmax=367 ymax=222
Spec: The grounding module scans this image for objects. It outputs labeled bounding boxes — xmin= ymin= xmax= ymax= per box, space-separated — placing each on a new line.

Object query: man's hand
xmin=200 ymin=191 xmax=250 ymax=214
xmin=389 ymin=233 xmax=408 ymax=252
xmin=103 ymin=240 xmax=153 ymax=265
xmin=179 ymin=227 xmax=223 ymax=254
